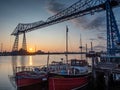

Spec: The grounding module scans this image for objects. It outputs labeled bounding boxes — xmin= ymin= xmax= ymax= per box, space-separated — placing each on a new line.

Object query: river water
xmin=0 ymin=55 xmax=92 ymax=90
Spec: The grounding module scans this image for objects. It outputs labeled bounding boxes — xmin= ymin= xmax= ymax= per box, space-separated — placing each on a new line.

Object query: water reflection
xmin=11 ymin=56 xmax=17 ymax=75
xmin=20 ymin=56 xmax=26 ymax=66
xmin=29 ymin=56 xmax=33 ymax=66
xmin=10 ymin=56 xmax=17 ymax=90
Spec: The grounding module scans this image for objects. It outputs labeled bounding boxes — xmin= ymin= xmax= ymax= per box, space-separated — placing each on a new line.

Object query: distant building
xmin=36 ymin=50 xmax=44 ymax=54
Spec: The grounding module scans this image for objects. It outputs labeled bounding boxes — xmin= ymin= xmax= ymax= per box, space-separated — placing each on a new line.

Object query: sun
xmin=29 ymin=48 xmax=34 ymax=52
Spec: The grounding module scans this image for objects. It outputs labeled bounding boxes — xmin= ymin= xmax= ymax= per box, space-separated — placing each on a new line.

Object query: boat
xmin=48 ymin=59 xmax=91 ymax=90
xmin=47 ymin=26 xmax=91 ymax=90
xmin=15 ymin=66 xmax=48 ymax=89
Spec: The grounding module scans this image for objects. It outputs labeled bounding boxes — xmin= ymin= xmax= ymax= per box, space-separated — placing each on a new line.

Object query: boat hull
xmin=49 ymin=73 xmax=90 ymax=90
xmin=16 ymin=77 xmax=43 ymax=87
xmin=16 ymin=71 xmax=47 ymax=88
xmin=17 ymin=81 xmax=48 ymax=90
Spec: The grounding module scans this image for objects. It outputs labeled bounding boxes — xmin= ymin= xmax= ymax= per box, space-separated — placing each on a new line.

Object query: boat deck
xmin=15 ymin=66 xmax=45 ymax=73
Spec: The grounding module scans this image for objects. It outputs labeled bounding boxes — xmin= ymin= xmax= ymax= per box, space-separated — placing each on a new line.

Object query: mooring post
xmin=88 ymin=49 xmax=97 ymax=88
xmin=104 ymin=72 xmax=110 ymax=90
xmin=92 ymin=56 xmax=97 ymax=89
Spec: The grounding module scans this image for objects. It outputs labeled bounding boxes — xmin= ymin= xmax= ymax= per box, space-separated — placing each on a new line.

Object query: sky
xmin=0 ymin=0 xmax=120 ymax=52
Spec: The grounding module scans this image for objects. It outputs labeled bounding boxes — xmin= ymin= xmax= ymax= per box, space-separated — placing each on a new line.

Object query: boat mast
xmin=86 ymin=44 xmax=88 ymax=53
xmin=66 ymin=26 xmax=68 ymax=64
xmin=91 ymin=42 xmax=93 ymax=51
xmin=47 ymin=52 xmax=49 ymax=72
xmin=79 ymin=34 xmax=82 ymax=60
xmin=86 ymin=44 xmax=88 ymax=60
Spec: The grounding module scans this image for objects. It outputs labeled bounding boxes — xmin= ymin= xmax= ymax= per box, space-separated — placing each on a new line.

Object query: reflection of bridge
xmin=11 ymin=0 xmax=120 ymax=56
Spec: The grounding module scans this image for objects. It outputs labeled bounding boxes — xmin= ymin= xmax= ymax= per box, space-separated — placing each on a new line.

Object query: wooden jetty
xmin=87 ymin=50 xmax=120 ymax=90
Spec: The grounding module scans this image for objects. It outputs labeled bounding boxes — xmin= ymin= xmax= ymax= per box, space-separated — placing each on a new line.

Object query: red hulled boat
xmin=15 ymin=67 xmax=47 ymax=88
xmin=48 ymin=59 xmax=91 ymax=90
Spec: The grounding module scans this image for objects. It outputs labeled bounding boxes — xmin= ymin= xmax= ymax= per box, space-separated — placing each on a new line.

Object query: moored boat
xmin=15 ymin=66 xmax=47 ymax=88
xmin=48 ymin=59 xmax=91 ymax=90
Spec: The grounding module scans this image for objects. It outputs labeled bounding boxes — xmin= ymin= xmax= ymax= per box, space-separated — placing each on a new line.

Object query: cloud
xmin=82 ymin=45 xmax=106 ymax=52
xmin=97 ymin=36 xmax=106 ymax=40
xmin=97 ymin=32 xmax=106 ymax=40
xmin=71 ymin=17 xmax=88 ymax=29
xmin=72 ymin=15 xmax=105 ymax=30
xmin=89 ymin=38 xmax=97 ymax=41
xmin=45 ymin=0 xmax=65 ymax=14
xmin=86 ymin=16 xmax=105 ymax=30
xmin=93 ymin=45 xmax=106 ymax=51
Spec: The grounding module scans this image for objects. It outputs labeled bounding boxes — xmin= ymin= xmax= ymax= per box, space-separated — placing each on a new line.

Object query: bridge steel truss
xmin=11 ymin=0 xmax=120 ymax=55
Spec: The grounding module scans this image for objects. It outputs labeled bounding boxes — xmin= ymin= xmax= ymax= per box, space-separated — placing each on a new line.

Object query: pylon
xmin=22 ymin=32 xmax=27 ymax=51
xmin=12 ymin=35 xmax=19 ymax=52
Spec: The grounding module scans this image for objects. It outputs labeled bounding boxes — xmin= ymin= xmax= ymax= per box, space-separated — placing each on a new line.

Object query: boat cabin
xmin=70 ymin=59 xmax=88 ymax=66
xmin=48 ymin=61 xmax=67 ymax=73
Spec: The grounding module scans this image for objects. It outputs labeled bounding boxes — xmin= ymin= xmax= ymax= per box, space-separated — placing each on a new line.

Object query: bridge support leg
xmin=106 ymin=0 xmax=120 ymax=55
xmin=12 ymin=35 xmax=19 ymax=52
xmin=22 ymin=32 xmax=27 ymax=51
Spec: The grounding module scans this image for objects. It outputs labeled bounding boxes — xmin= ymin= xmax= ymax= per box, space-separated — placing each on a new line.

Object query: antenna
xmin=91 ymin=42 xmax=93 ymax=51
xmin=35 ymin=45 xmax=36 ymax=52
xmin=86 ymin=44 xmax=88 ymax=60
xmin=86 ymin=44 xmax=88 ymax=53
xmin=1 ymin=43 xmax=3 ymax=52
xmin=66 ymin=25 xmax=68 ymax=64
xmin=79 ymin=34 xmax=82 ymax=60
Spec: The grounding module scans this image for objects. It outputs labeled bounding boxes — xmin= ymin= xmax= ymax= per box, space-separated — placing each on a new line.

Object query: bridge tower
xmin=12 ymin=35 xmax=19 ymax=52
xmin=106 ymin=0 xmax=120 ymax=55
xmin=22 ymin=32 xmax=27 ymax=51
xmin=12 ymin=32 xmax=27 ymax=53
